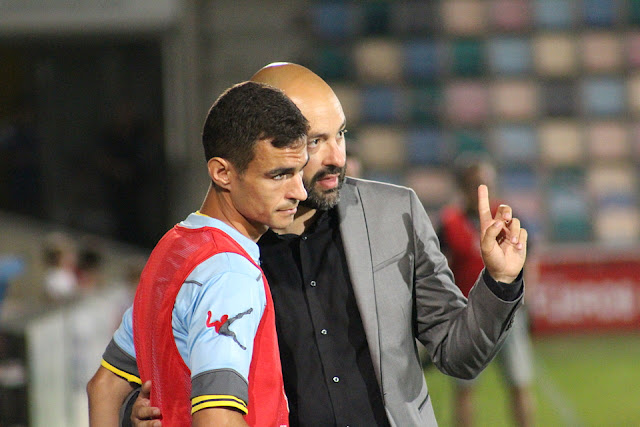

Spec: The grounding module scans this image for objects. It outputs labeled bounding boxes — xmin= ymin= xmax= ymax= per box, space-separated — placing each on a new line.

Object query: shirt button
xmin=321 ymin=329 xmax=328 ymax=335
xmin=310 ymin=280 xmax=317 ymax=287
xmin=333 ymin=376 xmax=340 ymax=383
xmin=302 ymin=236 xmax=308 ymax=240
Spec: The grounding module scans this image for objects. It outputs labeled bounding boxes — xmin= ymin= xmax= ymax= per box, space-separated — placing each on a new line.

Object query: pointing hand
xmin=477 ymin=185 xmax=527 ymax=283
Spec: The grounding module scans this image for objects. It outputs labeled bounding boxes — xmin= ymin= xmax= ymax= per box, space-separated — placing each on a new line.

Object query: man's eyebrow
xmin=267 ymin=156 xmax=309 ymax=176
xmin=308 ymin=131 xmax=328 ymax=140
xmin=308 ymin=121 xmax=347 ymax=139
xmin=267 ymin=167 xmax=296 ymax=176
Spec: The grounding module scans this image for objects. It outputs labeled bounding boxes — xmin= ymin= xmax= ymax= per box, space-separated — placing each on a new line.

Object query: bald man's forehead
xmin=251 ymin=64 xmax=329 ymax=95
xmin=293 ymin=90 xmax=343 ymax=113
xmin=252 ymin=64 xmax=310 ymax=87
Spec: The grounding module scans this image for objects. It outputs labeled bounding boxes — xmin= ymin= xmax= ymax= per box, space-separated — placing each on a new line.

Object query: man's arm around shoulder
xmin=87 ymin=365 xmax=136 ymax=427
xmin=128 ymin=381 xmax=249 ymax=427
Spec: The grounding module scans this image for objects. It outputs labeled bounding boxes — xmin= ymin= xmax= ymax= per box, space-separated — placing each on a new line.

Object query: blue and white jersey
xmin=102 ymin=212 xmax=266 ymax=405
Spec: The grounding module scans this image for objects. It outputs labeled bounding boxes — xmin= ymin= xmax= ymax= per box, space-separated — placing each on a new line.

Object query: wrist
xmin=486 ymin=268 xmax=524 ymax=285
xmin=493 ymin=276 xmax=516 ymax=284
xmin=487 ymin=271 xmax=516 ymax=284
xmin=482 ymin=269 xmax=523 ymax=301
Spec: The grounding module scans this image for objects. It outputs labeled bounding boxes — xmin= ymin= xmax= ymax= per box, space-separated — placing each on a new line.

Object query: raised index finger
xmin=477 ymin=184 xmax=493 ymax=227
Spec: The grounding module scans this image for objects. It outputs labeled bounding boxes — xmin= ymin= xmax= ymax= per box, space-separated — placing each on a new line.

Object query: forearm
xmin=87 ymin=365 xmax=135 ymax=427
xmin=424 ymin=271 xmax=522 ymax=379
xmin=412 ymin=189 xmax=523 ymax=378
xmin=413 ymin=233 xmax=518 ymax=377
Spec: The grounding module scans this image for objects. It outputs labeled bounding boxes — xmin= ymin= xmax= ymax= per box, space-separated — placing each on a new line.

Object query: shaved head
xmin=252 ymin=62 xmax=348 ymax=210
xmin=251 ymin=62 xmax=329 ymax=98
xmin=250 ymin=63 xmax=342 ymax=125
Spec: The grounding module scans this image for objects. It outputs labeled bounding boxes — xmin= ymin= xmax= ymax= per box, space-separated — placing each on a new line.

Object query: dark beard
xmin=300 ymin=165 xmax=346 ymax=210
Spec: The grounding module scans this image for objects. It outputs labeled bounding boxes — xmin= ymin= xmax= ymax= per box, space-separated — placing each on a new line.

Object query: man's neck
xmin=271 ymin=205 xmax=318 ymax=236
xmin=199 ymin=185 xmax=266 ymax=242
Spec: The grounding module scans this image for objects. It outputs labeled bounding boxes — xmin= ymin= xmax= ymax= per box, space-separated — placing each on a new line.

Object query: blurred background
xmin=0 ymin=0 xmax=639 ymax=426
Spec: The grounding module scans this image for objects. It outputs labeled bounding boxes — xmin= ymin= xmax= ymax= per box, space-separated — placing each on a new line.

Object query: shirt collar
xmin=179 ymin=212 xmax=260 ymax=263
xmin=260 ymin=208 xmax=335 ymax=243
xmin=305 ymin=208 xmax=333 ymax=235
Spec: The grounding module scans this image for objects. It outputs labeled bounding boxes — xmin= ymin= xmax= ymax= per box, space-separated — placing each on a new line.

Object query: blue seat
xmin=406 ymin=127 xmax=448 ymax=165
xmin=360 ymin=86 xmax=405 ymax=123
xmin=534 ymin=0 xmax=573 ymax=29
xmin=488 ymin=37 xmax=532 ymax=75
xmin=582 ymin=77 xmax=625 ymax=116
xmin=582 ymin=0 xmax=620 ymax=27
xmin=494 ymin=125 xmax=537 ymax=163
xmin=403 ymin=40 xmax=441 ymax=82
xmin=310 ymin=3 xmax=359 ymax=40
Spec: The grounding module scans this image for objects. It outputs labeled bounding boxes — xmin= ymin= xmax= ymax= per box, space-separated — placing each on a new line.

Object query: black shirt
xmin=259 ymin=208 xmax=390 ymax=427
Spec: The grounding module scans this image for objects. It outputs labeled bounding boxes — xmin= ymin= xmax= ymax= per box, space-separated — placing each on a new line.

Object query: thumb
xmin=481 ymin=219 xmax=503 ymax=253
xmin=140 ymin=380 xmax=152 ymax=399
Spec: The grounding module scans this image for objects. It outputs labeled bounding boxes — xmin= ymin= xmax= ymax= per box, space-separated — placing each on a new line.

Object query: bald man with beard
xmin=92 ymin=63 xmax=527 ymax=427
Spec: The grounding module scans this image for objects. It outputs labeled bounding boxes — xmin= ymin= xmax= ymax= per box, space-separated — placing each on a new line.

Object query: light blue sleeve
xmin=112 ymin=305 xmax=136 ymax=358
xmin=172 ymin=252 xmax=266 ymax=381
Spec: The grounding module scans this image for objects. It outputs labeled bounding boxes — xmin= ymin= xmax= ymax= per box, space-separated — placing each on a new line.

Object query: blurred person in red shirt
xmin=439 ymin=154 xmax=535 ymax=427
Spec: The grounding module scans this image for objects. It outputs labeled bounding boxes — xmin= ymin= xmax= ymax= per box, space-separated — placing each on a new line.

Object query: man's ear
xmin=207 ymin=157 xmax=234 ymax=190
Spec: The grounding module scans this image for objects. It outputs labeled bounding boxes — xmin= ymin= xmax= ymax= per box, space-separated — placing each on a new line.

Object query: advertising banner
xmin=529 ymin=248 xmax=640 ymax=334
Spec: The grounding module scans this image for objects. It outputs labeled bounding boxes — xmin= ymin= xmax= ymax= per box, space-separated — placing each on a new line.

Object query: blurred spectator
xmin=116 ymin=256 xmax=145 ymax=315
xmin=438 ymin=154 xmax=535 ymax=427
xmin=76 ymin=237 xmax=104 ymax=293
xmin=123 ymin=258 xmax=144 ymax=294
xmin=42 ymin=232 xmax=78 ymax=303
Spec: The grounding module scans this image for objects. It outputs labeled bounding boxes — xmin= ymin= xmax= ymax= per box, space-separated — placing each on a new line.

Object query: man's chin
xmin=300 ymin=189 xmax=339 ymax=210
xmin=302 ymin=172 xmax=345 ymax=210
xmin=267 ymin=214 xmax=296 ymax=230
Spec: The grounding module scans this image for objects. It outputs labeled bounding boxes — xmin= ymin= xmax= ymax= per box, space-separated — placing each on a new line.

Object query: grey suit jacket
xmin=337 ymin=177 xmax=522 ymax=426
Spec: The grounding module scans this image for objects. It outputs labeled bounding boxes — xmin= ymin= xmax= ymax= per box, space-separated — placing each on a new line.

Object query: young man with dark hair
xmin=87 ymin=81 xmax=309 ymax=427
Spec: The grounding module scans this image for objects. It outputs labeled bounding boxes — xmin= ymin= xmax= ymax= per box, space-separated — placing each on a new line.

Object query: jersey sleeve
xmin=172 ymin=252 xmax=266 ymax=415
xmin=101 ymin=305 xmax=140 ymax=384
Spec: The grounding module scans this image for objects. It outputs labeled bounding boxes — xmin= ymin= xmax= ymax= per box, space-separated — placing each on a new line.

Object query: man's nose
xmin=325 ymin=139 xmax=346 ymax=167
xmin=289 ymin=172 xmax=307 ymax=201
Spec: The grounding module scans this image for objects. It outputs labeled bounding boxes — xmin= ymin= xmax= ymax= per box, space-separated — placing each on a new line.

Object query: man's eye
xmin=273 ymin=173 xmax=291 ymax=181
xmin=338 ymin=129 xmax=348 ymax=138
xmin=308 ymin=139 xmax=320 ymax=147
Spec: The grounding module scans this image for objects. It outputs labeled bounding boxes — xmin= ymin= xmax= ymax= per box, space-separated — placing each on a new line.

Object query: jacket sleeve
xmin=411 ymin=190 xmax=523 ymax=379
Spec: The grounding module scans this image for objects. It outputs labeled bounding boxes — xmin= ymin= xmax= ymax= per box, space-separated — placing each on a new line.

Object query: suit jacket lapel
xmin=337 ymin=180 xmax=382 ymax=385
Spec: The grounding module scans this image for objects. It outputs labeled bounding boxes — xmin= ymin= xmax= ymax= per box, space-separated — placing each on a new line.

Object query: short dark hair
xmin=202 ymin=81 xmax=309 ymax=174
